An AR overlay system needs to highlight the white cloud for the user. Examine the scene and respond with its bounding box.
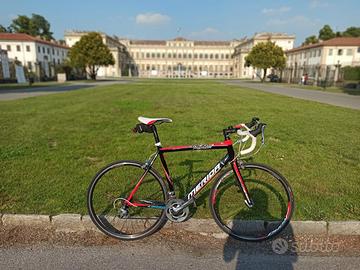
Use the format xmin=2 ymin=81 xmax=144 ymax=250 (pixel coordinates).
xmin=261 ymin=6 xmax=291 ymax=15
xmin=309 ymin=0 xmax=329 ymax=9
xmin=135 ymin=13 xmax=171 ymax=25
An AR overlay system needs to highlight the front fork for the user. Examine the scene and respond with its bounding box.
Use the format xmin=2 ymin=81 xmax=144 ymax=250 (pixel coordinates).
xmin=231 ymin=159 xmax=254 ymax=208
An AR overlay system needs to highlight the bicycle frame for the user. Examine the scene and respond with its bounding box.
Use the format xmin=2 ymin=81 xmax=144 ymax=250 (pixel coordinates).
xmin=126 ymin=125 xmax=253 ymax=211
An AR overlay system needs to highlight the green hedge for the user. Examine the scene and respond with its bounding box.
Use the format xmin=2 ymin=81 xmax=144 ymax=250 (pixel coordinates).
xmin=342 ymin=66 xmax=360 ymax=81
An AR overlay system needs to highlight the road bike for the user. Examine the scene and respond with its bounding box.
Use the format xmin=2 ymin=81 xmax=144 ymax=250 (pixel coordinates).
xmin=87 ymin=116 xmax=294 ymax=241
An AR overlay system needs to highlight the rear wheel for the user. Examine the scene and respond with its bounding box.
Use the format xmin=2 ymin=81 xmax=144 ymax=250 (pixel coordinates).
xmin=210 ymin=162 xmax=294 ymax=241
xmin=87 ymin=160 xmax=168 ymax=240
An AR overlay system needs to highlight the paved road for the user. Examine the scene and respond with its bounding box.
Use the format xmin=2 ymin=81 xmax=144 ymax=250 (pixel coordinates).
xmin=0 ymin=80 xmax=131 ymax=101
xmin=0 ymin=243 xmax=359 ymax=270
xmin=223 ymin=80 xmax=360 ymax=110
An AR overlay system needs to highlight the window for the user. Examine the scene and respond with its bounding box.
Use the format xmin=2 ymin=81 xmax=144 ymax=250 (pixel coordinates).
xmin=183 ymin=53 xmax=187 ymax=58
xmin=38 ymin=46 xmax=40 ymax=53
xmin=146 ymin=52 xmax=150 ymax=58
xmin=47 ymin=48 xmax=50 ymax=54
xmin=225 ymin=54 xmax=229 ymax=59
xmin=178 ymin=53 xmax=182 ymax=58
xmin=16 ymin=45 xmax=21 ymax=52
xmin=358 ymin=47 xmax=360 ymax=53
xmin=157 ymin=53 xmax=160 ymax=58
xmin=42 ymin=47 xmax=45 ymax=53
xmin=215 ymin=54 xmax=219 ymax=59
xmin=52 ymin=48 xmax=55 ymax=54
xmin=204 ymin=54 xmax=208 ymax=59
xmin=168 ymin=53 xmax=171 ymax=58
xmin=194 ymin=53 xmax=198 ymax=59
xmin=318 ymin=50 xmax=321 ymax=57
xmin=26 ymin=45 xmax=30 ymax=52
xmin=328 ymin=49 xmax=333 ymax=56
xmin=6 ymin=45 xmax=11 ymax=51
xmin=27 ymin=62 xmax=32 ymax=70
xmin=199 ymin=53 xmax=203 ymax=59
xmin=173 ymin=53 xmax=176 ymax=58
xmin=338 ymin=49 xmax=343 ymax=56
xmin=221 ymin=54 xmax=224 ymax=59
xmin=151 ymin=53 xmax=155 ymax=58
xmin=346 ymin=49 xmax=353 ymax=56
xmin=188 ymin=54 xmax=192 ymax=58
xmin=162 ymin=53 xmax=165 ymax=58
xmin=210 ymin=54 xmax=213 ymax=59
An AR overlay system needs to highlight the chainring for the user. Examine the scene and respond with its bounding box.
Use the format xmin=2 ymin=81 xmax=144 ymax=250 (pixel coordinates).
xmin=165 ymin=199 xmax=189 ymax=222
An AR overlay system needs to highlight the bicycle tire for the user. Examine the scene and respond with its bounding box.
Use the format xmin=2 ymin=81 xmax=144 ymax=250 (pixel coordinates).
xmin=209 ymin=162 xmax=294 ymax=241
xmin=87 ymin=160 xmax=168 ymax=240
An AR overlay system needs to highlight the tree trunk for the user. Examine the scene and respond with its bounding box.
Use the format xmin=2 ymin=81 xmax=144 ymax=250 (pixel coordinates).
xmin=88 ymin=65 xmax=97 ymax=80
xmin=261 ymin=68 xmax=267 ymax=82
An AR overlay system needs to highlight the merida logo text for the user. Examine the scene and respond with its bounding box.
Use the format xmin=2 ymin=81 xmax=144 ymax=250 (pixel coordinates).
xmin=188 ymin=163 xmax=221 ymax=200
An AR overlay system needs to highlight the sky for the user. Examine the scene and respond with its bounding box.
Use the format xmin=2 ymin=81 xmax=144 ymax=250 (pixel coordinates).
xmin=0 ymin=0 xmax=359 ymax=46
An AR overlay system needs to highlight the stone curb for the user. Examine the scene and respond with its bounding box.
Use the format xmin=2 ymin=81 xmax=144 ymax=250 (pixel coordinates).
xmin=0 ymin=214 xmax=359 ymax=236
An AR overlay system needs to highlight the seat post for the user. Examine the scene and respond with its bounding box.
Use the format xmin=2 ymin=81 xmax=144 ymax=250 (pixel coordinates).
xmin=151 ymin=125 xmax=161 ymax=147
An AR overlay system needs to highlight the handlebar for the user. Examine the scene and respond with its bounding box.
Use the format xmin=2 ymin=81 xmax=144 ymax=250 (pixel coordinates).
xmin=223 ymin=117 xmax=266 ymax=156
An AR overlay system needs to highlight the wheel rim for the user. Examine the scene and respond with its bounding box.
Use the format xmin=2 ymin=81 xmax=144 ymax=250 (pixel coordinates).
xmin=88 ymin=162 xmax=167 ymax=239
xmin=211 ymin=164 xmax=293 ymax=241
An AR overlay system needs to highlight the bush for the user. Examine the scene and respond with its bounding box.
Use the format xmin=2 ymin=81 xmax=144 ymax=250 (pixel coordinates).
xmin=342 ymin=66 xmax=360 ymax=81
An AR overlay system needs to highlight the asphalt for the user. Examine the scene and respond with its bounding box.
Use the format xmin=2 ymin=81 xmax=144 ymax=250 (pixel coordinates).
xmin=223 ymin=80 xmax=360 ymax=110
xmin=0 ymin=80 xmax=131 ymax=101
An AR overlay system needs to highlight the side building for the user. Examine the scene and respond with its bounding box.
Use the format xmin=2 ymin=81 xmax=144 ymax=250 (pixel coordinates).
xmin=64 ymin=31 xmax=129 ymax=78
xmin=232 ymin=32 xmax=295 ymax=79
xmin=284 ymin=37 xmax=360 ymax=84
xmin=0 ymin=33 xmax=69 ymax=80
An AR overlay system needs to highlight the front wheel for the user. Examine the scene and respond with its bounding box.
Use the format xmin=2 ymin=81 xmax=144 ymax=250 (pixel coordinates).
xmin=210 ymin=162 xmax=294 ymax=241
xmin=87 ymin=160 xmax=168 ymax=240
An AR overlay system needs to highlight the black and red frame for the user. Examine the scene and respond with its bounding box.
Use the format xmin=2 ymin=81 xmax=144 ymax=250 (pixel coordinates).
xmin=126 ymin=124 xmax=253 ymax=210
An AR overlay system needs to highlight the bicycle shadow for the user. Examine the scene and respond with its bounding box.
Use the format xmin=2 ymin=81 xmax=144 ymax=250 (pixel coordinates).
xmin=222 ymin=189 xmax=298 ymax=269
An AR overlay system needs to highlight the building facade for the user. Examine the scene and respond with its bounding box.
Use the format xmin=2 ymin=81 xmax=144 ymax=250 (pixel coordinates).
xmin=0 ymin=33 xmax=69 ymax=79
xmin=232 ymin=33 xmax=295 ymax=79
xmin=284 ymin=37 xmax=360 ymax=84
xmin=120 ymin=37 xmax=241 ymax=78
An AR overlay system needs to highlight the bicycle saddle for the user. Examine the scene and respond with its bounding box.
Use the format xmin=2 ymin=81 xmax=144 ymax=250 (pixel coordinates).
xmin=138 ymin=116 xmax=173 ymax=125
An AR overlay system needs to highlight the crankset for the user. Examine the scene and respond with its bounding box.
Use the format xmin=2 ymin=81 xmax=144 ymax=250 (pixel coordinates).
xmin=165 ymin=199 xmax=189 ymax=222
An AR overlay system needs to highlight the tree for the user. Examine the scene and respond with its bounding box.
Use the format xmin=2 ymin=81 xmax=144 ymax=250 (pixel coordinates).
xmin=68 ymin=32 xmax=115 ymax=80
xmin=10 ymin=13 xmax=53 ymax=40
xmin=245 ymin=41 xmax=285 ymax=82
xmin=342 ymin=26 xmax=360 ymax=37
xmin=318 ymin=24 xmax=335 ymax=41
xmin=302 ymin=35 xmax=318 ymax=46
xmin=0 ymin=24 xmax=8 ymax=33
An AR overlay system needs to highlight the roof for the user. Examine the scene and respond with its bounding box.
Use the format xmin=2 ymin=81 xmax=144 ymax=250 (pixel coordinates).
xmin=129 ymin=38 xmax=230 ymax=46
xmin=130 ymin=40 xmax=167 ymax=45
xmin=287 ymin=37 xmax=360 ymax=53
xmin=0 ymin=33 xmax=69 ymax=49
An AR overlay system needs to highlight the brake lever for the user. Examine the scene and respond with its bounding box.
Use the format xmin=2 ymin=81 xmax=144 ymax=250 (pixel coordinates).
xmin=260 ymin=124 xmax=266 ymax=144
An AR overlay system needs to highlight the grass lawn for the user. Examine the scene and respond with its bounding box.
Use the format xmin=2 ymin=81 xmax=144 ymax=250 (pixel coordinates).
xmin=0 ymin=82 xmax=70 ymax=90
xmin=0 ymin=80 xmax=359 ymax=220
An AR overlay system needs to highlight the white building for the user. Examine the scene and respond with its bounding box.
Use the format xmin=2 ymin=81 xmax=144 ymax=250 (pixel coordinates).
xmin=0 ymin=33 xmax=69 ymax=79
xmin=233 ymin=33 xmax=295 ymax=79
xmin=64 ymin=31 xmax=128 ymax=78
xmin=284 ymin=37 xmax=360 ymax=83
